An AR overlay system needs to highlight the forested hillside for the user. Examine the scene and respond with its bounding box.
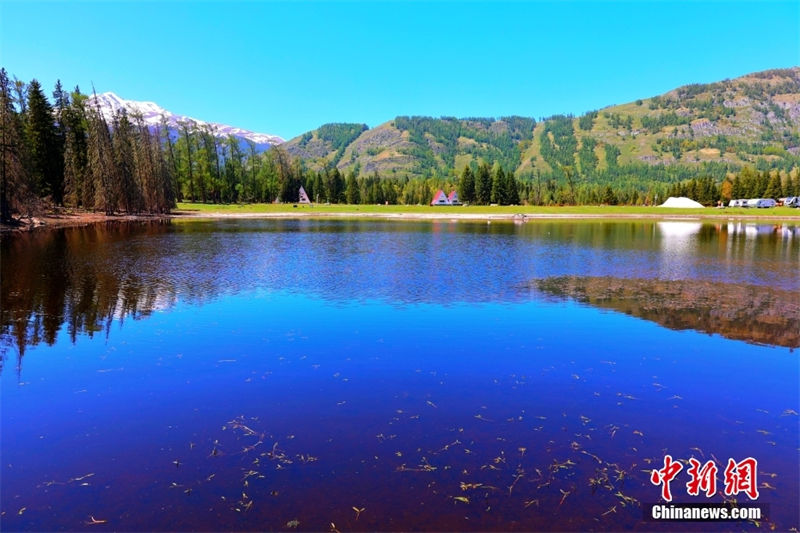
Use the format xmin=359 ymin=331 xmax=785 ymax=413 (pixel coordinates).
xmin=284 ymin=116 xmax=536 ymax=179
xmin=2 ymin=67 xmax=799 ymax=220
xmin=282 ymin=68 xmax=800 ymax=198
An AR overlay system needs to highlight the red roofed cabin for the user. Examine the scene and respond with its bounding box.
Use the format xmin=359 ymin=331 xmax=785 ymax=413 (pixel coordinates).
xmin=431 ymin=189 xmax=460 ymax=206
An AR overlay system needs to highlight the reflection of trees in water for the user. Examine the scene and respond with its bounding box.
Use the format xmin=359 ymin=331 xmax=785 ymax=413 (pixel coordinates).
xmin=2 ymin=218 xmax=798 ymax=374
xmin=534 ymin=276 xmax=800 ymax=348
xmin=1 ymin=221 xmax=178 ymax=374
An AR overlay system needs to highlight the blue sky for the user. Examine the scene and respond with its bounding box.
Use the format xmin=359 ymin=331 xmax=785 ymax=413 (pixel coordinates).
xmin=1 ymin=1 xmax=798 ymax=140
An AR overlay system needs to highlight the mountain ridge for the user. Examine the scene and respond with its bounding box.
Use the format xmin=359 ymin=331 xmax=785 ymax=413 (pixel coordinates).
xmin=283 ymin=67 xmax=800 ymax=179
xmin=88 ymin=91 xmax=285 ymax=149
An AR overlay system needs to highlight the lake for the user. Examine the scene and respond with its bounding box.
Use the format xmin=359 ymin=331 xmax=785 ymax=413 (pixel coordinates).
xmin=1 ymin=218 xmax=798 ymax=531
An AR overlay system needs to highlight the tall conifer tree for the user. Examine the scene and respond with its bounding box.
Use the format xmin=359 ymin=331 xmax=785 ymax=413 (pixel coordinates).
xmin=458 ymin=166 xmax=475 ymax=204
xmin=25 ymin=79 xmax=62 ymax=203
xmin=0 ymin=69 xmax=30 ymax=221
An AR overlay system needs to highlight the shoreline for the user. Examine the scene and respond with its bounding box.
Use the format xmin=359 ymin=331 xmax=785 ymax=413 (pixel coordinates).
xmin=3 ymin=207 xmax=800 ymax=233
xmin=172 ymin=210 xmax=800 ymax=222
xmin=0 ymin=212 xmax=172 ymax=233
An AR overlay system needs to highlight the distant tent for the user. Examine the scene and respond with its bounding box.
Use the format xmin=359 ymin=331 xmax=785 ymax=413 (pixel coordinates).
xmin=659 ymin=196 xmax=704 ymax=208
xmin=431 ymin=190 xmax=450 ymax=205
xmin=298 ymin=186 xmax=311 ymax=204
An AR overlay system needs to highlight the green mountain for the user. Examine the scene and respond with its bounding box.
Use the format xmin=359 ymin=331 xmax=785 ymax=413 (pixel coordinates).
xmin=284 ymin=67 xmax=800 ymax=180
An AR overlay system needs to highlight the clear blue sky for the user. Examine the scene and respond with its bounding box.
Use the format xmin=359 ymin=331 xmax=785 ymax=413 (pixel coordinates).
xmin=1 ymin=1 xmax=798 ymax=140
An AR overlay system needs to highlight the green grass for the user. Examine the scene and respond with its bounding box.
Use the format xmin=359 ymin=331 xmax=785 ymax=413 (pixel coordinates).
xmin=176 ymin=202 xmax=800 ymax=219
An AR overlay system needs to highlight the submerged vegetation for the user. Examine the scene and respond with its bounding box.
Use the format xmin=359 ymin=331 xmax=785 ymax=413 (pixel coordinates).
xmin=2 ymin=218 xmax=797 ymax=531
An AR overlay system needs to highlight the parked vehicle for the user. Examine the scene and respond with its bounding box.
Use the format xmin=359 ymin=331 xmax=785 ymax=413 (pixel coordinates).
xmin=747 ymin=198 xmax=776 ymax=208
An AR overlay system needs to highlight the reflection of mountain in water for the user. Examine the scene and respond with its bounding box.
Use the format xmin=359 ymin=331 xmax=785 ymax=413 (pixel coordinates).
xmin=2 ymin=218 xmax=799 ymax=374
xmin=534 ymin=276 xmax=800 ymax=348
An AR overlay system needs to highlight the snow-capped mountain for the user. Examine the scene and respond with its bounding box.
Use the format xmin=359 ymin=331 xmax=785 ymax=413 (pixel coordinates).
xmin=87 ymin=92 xmax=284 ymax=149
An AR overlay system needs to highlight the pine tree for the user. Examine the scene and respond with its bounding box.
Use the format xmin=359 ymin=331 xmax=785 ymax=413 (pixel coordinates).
xmin=754 ymin=171 xmax=769 ymax=197
xmin=781 ymin=172 xmax=792 ymax=198
xmin=475 ymin=162 xmax=491 ymax=205
xmin=731 ymin=174 xmax=742 ymax=199
xmin=492 ymin=166 xmax=505 ymax=205
xmin=51 ymin=80 xmax=67 ymax=200
xmin=151 ymin=124 xmax=175 ymax=212
xmin=178 ymin=121 xmax=197 ymax=202
xmin=763 ymin=171 xmax=782 ymax=199
xmin=345 ymin=172 xmax=359 ymax=204
xmin=602 ymin=185 xmax=617 ymax=205
xmin=160 ymin=117 xmax=180 ymax=201
xmin=63 ymin=88 xmax=88 ymax=208
xmin=0 ymin=68 xmax=31 ymax=221
xmin=506 ymin=169 xmax=520 ymax=205
xmin=269 ymin=145 xmax=291 ymax=202
xmin=25 ymin=79 xmax=63 ymax=203
xmin=561 ymin=165 xmax=576 ymax=205
xmin=112 ymin=109 xmax=138 ymax=213
xmin=245 ymin=139 xmax=259 ymax=203
xmin=458 ymin=166 xmax=475 ymax=204
xmin=86 ymin=96 xmax=117 ymax=215
xmin=382 ymin=178 xmax=397 ymax=204
xmin=331 ymin=168 xmax=345 ymax=203
xmin=199 ymin=125 xmax=222 ymax=203
xmin=311 ymin=172 xmax=323 ymax=204
xmin=289 ymin=157 xmax=305 ymax=203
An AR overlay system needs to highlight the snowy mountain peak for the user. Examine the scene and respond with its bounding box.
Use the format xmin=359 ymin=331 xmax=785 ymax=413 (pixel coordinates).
xmin=87 ymin=92 xmax=285 ymax=148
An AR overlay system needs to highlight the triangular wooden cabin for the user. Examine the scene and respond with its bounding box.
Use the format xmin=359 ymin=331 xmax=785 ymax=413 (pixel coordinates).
xmin=431 ymin=190 xmax=451 ymax=205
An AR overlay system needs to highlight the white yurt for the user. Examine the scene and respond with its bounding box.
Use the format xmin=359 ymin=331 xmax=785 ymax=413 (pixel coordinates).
xmin=658 ymin=196 xmax=704 ymax=208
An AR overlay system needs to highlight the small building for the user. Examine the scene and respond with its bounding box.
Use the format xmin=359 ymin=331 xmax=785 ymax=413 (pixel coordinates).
xmin=431 ymin=190 xmax=451 ymax=205
xmin=431 ymin=190 xmax=461 ymax=206
xmin=298 ymin=186 xmax=311 ymax=204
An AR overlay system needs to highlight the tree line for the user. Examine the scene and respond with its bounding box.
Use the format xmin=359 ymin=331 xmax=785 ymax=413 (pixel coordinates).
xmin=1 ymin=71 xmax=174 ymax=222
xmin=4 ymin=71 xmax=800 ymax=221
xmin=665 ymin=167 xmax=800 ymax=206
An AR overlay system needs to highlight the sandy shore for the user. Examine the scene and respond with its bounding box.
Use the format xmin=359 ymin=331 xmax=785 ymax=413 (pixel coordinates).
xmin=171 ymin=210 xmax=800 ymax=222
xmin=0 ymin=212 xmax=171 ymax=233
xmin=3 ymin=208 xmax=800 ymax=233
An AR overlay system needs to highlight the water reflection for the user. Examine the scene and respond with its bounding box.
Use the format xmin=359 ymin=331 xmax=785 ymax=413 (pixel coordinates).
xmin=2 ymin=218 xmax=799 ymax=373
xmin=2 ymin=218 xmax=799 ymax=531
xmin=533 ymin=276 xmax=800 ymax=348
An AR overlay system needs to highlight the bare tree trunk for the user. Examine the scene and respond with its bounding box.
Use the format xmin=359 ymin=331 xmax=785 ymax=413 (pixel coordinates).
xmin=180 ymin=122 xmax=195 ymax=202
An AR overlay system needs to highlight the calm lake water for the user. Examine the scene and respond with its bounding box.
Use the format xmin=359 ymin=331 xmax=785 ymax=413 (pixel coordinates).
xmin=2 ymin=218 xmax=798 ymax=531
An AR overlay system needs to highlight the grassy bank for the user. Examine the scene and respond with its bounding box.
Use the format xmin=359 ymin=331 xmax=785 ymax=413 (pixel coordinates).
xmin=176 ymin=202 xmax=800 ymax=219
